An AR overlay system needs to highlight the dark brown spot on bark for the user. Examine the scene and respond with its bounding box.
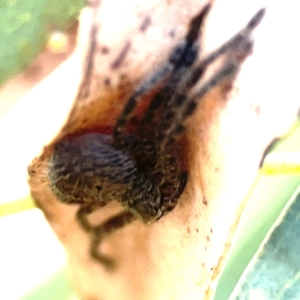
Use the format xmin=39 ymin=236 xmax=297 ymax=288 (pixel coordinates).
xmin=110 ymin=41 xmax=132 ymax=70
xmin=168 ymin=29 xmax=176 ymax=38
xmin=119 ymin=73 xmax=126 ymax=81
xmin=77 ymin=25 xmax=98 ymax=100
xmin=82 ymin=117 xmax=88 ymax=124
xmin=28 ymin=169 xmax=36 ymax=176
xmin=139 ymin=16 xmax=152 ymax=32
xmin=202 ymin=196 xmax=208 ymax=205
xmin=100 ymin=46 xmax=110 ymax=54
xmin=104 ymin=78 xmax=111 ymax=87
xmin=249 ymin=103 xmax=261 ymax=116
xmin=221 ymin=81 xmax=234 ymax=96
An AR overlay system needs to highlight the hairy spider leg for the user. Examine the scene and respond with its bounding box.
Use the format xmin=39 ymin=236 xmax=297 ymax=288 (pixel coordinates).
xmin=111 ymin=5 xmax=211 ymax=218
xmin=135 ymin=7 xmax=211 ymax=163
xmin=135 ymin=6 xmax=214 ymax=216
xmin=155 ymin=63 xmax=237 ymax=214
xmin=112 ymin=4 xmax=211 ymax=150
xmin=112 ymin=59 xmax=178 ymax=149
xmin=180 ymin=6 xmax=266 ymax=90
xmin=137 ymin=41 xmax=198 ymax=153
xmin=90 ymin=210 xmax=137 ymax=269
xmin=139 ymin=4 xmax=210 ymax=134
xmin=157 ymin=8 xmax=265 ymax=184
xmin=157 ymin=7 xmax=265 ymax=135
xmin=77 ymin=202 xmax=107 ymax=231
xmin=157 ymin=7 xmax=266 ymax=141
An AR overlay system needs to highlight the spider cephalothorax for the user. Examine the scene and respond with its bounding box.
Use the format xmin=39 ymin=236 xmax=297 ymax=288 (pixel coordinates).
xmin=48 ymin=5 xmax=265 ymax=269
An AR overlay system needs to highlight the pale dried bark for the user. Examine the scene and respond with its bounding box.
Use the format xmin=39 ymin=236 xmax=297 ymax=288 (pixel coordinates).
xmin=27 ymin=1 xmax=300 ymax=300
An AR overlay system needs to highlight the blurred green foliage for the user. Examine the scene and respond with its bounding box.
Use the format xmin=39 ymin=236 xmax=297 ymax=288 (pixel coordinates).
xmin=231 ymin=187 xmax=300 ymax=299
xmin=0 ymin=0 xmax=85 ymax=85
xmin=215 ymin=120 xmax=300 ymax=300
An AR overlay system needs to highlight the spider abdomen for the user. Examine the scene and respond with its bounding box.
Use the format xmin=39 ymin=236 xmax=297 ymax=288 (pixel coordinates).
xmin=48 ymin=133 xmax=138 ymax=205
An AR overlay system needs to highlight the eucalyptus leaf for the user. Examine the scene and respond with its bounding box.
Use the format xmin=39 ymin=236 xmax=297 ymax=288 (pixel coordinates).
xmin=215 ymin=120 xmax=300 ymax=300
xmin=231 ymin=185 xmax=300 ymax=300
xmin=0 ymin=0 xmax=84 ymax=86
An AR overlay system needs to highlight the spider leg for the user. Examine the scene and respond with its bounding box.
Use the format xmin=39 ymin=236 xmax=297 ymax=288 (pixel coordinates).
xmin=113 ymin=4 xmax=211 ymax=149
xmin=76 ymin=202 xmax=107 ymax=232
xmin=160 ymin=171 xmax=188 ymax=215
xmin=157 ymin=8 xmax=265 ymax=183
xmin=90 ymin=210 xmax=137 ymax=270
xmin=158 ymin=7 xmax=265 ymax=140
xmin=139 ymin=4 xmax=211 ymax=132
xmin=184 ymin=7 xmax=265 ymax=89
xmin=112 ymin=54 xmax=181 ymax=150
xmin=157 ymin=64 xmax=244 ymax=185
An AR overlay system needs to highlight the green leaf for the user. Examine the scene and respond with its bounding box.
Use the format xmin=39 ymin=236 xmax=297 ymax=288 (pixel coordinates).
xmin=231 ymin=186 xmax=300 ymax=299
xmin=262 ymin=120 xmax=300 ymax=175
xmin=215 ymin=120 xmax=300 ymax=300
xmin=0 ymin=0 xmax=84 ymax=86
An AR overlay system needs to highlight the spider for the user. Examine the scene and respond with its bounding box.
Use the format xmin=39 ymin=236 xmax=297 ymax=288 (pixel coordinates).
xmin=48 ymin=5 xmax=265 ymax=270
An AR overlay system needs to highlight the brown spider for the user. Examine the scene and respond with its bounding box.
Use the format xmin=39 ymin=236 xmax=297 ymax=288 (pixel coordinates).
xmin=48 ymin=5 xmax=265 ymax=270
